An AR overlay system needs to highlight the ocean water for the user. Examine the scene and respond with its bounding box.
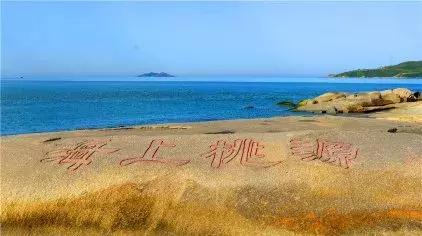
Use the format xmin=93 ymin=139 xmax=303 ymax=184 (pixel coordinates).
xmin=2 ymin=79 xmax=422 ymax=136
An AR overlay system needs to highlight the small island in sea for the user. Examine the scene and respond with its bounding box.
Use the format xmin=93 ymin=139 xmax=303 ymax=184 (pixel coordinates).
xmin=137 ymin=72 xmax=175 ymax=77
xmin=331 ymin=60 xmax=422 ymax=78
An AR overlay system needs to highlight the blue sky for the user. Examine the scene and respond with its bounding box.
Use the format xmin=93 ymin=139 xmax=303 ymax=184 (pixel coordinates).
xmin=1 ymin=1 xmax=421 ymax=78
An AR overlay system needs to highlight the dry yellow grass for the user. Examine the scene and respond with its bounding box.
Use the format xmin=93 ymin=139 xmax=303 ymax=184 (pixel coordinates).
xmin=2 ymin=177 xmax=421 ymax=235
xmin=1 ymin=177 xmax=287 ymax=235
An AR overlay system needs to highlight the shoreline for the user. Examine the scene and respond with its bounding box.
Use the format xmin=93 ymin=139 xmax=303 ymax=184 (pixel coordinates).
xmin=0 ymin=113 xmax=389 ymax=138
xmin=0 ymin=114 xmax=312 ymax=137
xmin=2 ymin=103 xmax=420 ymax=138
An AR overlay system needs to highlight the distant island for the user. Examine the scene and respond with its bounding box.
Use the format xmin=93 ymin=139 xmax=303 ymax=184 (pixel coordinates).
xmin=137 ymin=72 xmax=175 ymax=77
xmin=331 ymin=61 xmax=422 ymax=78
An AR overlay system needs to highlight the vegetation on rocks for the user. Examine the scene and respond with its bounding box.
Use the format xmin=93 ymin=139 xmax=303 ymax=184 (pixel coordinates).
xmin=332 ymin=61 xmax=422 ymax=78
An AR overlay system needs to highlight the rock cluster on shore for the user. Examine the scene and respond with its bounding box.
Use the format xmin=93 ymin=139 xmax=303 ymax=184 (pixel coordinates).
xmin=296 ymin=88 xmax=421 ymax=114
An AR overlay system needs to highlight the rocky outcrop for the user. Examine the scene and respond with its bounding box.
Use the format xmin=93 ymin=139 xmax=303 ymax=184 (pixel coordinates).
xmin=296 ymin=88 xmax=420 ymax=114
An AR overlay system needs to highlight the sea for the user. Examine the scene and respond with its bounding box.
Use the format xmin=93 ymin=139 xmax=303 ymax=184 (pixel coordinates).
xmin=2 ymin=77 xmax=422 ymax=136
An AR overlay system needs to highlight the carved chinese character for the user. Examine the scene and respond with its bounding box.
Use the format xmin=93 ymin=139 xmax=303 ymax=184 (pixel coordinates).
xmin=41 ymin=140 xmax=120 ymax=171
xmin=316 ymin=139 xmax=358 ymax=168
xmin=289 ymin=137 xmax=358 ymax=169
xmin=201 ymin=138 xmax=281 ymax=168
xmin=289 ymin=137 xmax=319 ymax=161
xmin=120 ymin=139 xmax=190 ymax=166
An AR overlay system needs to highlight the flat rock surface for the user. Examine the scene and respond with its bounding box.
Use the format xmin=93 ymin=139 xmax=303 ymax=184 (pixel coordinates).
xmin=1 ymin=115 xmax=421 ymax=235
xmin=371 ymin=101 xmax=422 ymax=122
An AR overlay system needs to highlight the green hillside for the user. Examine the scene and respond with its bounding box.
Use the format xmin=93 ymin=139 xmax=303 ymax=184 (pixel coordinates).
xmin=332 ymin=61 xmax=422 ymax=78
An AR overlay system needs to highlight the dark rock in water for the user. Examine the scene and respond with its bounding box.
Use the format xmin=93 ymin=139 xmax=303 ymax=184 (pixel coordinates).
xmin=414 ymin=91 xmax=421 ymax=99
xmin=137 ymin=72 xmax=175 ymax=77
xmin=205 ymin=130 xmax=235 ymax=134
xmin=244 ymin=105 xmax=255 ymax=109
xmin=43 ymin=137 xmax=62 ymax=143
xmin=110 ymin=127 xmax=134 ymax=130
xmin=276 ymin=101 xmax=296 ymax=108
xmin=387 ymin=128 xmax=398 ymax=133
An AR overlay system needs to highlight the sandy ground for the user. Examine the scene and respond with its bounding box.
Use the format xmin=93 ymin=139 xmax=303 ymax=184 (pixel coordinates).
xmin=1 ymin=114 xmax=422 ymax=235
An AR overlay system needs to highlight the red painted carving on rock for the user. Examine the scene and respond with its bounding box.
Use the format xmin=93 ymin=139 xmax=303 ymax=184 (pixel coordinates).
xmin=120 ymin=139 xmax=190 ymax=166
xmin=41 ymin=140 xmax=120 ymax=171
xmin=201 ymin=138 xmax=281 ymax=168
xmin=290 ymin=137 xmax=358 ymax=169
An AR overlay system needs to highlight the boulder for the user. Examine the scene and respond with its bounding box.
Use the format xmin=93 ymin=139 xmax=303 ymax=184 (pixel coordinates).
xmin=392 ymin=88 xmax=413 ymax=100
xmin=295 ymin=88 xmax=418 ymax=114
xmin=345 ymin=93 xmax=375 ymax=107
xmin=381 ymin=92 xmax=402 ymax=104
xmin=314 ymin=92 xmax=346 ymax=103
xmin=380 ymin=88 xmax=416 ymax=102
xmin=344 ymin=103 xmax=365 ymax=113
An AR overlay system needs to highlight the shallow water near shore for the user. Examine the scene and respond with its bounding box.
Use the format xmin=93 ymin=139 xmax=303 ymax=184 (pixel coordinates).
xmin=2 ymin=78 xmax=422 ymax=135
